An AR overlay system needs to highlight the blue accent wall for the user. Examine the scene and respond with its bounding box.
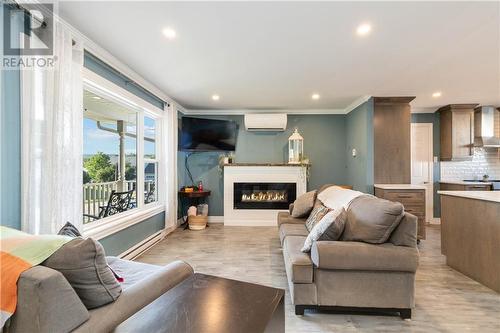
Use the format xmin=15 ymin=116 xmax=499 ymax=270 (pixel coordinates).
xmin=345 ymin=98 xmax=375 ymax=193
xmin=411 ymin=113 xmax=441 ymax=217
xmin=99 ymin=212 xmax=165 ymax=256
xmin=1 ymin=4 xmax=22 ymax=229
xmin=178 ymin=114 xmax=348 ymax=216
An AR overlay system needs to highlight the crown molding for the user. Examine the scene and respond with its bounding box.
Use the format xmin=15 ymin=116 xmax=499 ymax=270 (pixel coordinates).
xmin=343 ymin=95 xmax=372 ymax=114
xmin=180 ymin=108 xmax=347 ymax=115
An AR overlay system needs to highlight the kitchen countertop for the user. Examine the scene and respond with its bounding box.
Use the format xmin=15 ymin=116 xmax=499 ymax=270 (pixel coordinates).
xmin=439 ymin=180 xmax=493 ymax=185
xmin=438 ymin=191 xmax=500 ymax=203
xmin=374 ymin=184 xmax=427 ymax=190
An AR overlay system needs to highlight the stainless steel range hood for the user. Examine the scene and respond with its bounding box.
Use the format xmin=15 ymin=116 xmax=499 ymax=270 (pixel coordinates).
xmin=474 ymin=106 xmax=500 ymax=148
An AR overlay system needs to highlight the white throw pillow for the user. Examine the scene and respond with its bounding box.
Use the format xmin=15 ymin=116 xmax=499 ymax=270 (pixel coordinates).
xmin=317 ymin=186 xmax=364 ymax=210
xmin=302 ymin=208 xmax=347 ymax=253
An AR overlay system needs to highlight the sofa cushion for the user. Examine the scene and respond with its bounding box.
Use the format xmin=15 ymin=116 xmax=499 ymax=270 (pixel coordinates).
xmin=277 ymin=212 xmax=306 ymax=227
xmin=73 ymin=260 xmax=193 ymax=333
xmin=291 ymin=190 xmax=317 ymax=217
xmin=342 ymin=195 xmax=405 ymax=244
xmin=106 ymin=257 xmax=160 ymax=289
xmin=42 ymin=238 xmax=122 ymax=309
xmin=311 ymin=241 xmax=419 ymax=272
xmin=302 ymin=208 xmax=347 ymax=252
xmin=283 ymin=236 xmax=314 ymax=283
xmin=305 ymin=204 xmax=331 ymax=232
xmin=279 ymin=223 xmax=309 ymax=246
xmin=389 ymin=212 xmax=418 ymax=247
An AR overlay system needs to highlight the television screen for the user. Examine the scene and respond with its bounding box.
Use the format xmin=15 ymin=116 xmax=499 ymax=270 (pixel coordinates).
xmin=179 ymin=117 xmax=238 ymax=152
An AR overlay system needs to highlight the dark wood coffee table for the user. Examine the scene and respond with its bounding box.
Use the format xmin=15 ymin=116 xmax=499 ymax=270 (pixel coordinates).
xmin=115 ymin=273 xmax=285 ymax=333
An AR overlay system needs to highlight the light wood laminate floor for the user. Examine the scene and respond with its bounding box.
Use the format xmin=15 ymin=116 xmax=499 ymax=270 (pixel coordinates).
xmin=137 ymin=224 xmax=500 ymax=333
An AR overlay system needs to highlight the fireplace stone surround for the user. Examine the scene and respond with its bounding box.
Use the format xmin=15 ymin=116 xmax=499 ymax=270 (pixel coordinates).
xmin=223 ymin=164 xmax=308 ymax=226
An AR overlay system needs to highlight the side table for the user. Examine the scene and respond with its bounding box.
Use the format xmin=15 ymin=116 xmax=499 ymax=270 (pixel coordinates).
xmin=178 ymin=190 xmax=211 ymax=228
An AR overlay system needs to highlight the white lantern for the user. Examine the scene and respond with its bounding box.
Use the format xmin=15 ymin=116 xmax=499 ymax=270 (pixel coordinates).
xmin=288 ymin=128 xmax=304 ymax=164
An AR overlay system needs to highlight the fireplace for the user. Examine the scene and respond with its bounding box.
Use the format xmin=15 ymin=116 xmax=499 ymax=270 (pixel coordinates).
xmin=234 ymin=182 xmax=297 ymax=210
xmin=223 ymin=165 xmax=307 ymax=226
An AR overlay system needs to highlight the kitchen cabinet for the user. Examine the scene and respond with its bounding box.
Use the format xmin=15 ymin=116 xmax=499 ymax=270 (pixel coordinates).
xmin=373 ymin=97 xmax=415 ymax=184
xmin=436 ymin=104 xmax=478 ymax=161
xmin=374 ymin=186 xmax=426 ymax=240
xmin=439 ymin=182 xmax=492 ymax=191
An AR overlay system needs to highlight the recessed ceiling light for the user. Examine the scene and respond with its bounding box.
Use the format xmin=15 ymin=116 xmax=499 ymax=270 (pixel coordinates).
xmin=311 ymin=93 xmax=320 ymax=100
xmin=92 ymin=96 xmax=102 ymax=100
xmin=212 ymin=94 xmax=220 ymax=101
xmin=162 ymin=27 xmax=177 ymax=40
xmin=432 ymin=91 xmax=442 ymax=98
xmin=356 ymin=23 xmax=372 ymax=36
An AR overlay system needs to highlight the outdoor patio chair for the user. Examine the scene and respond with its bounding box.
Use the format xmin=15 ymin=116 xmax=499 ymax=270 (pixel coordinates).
xmin=83 ymin=189 xmax=135 ymax=222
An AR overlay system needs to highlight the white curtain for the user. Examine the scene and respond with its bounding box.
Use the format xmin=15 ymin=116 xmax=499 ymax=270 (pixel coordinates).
xmin=21 ymin=21 xmax=84 ymax=234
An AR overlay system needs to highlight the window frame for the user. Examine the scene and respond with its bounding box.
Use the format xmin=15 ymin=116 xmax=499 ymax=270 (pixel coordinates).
xmin=82 ymin=68 xmax=166 ymax=238
xmin=143 ymin=114 xmax=160 ymax=206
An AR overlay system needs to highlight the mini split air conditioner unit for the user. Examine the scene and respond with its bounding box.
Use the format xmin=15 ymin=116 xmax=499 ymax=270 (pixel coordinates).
xmin=244 ymin=113 xmax=287 ymax=131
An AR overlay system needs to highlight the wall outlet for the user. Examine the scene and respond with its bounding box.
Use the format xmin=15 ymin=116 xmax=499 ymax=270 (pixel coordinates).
xmin=352 ymin=148 xmax=357 ymax=157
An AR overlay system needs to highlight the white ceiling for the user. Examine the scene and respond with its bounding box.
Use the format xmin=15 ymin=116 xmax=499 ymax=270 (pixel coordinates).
xmin=60 ymin=1 xmax=500 ymax=112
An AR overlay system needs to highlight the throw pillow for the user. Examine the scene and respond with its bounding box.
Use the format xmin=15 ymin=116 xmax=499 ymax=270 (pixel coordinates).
xmin=301 ymin=208 xmax=347 ymax=252
xmin=305 ymin=204 xmax=331 ymax=232
xmin=291 ymin=190 xmax=317 ymax=217
xmin=341 ymin=195 xmax=405 ymax=244
xmin=43 ymin=238 xmax=122 ymax=309
xmin=317 ymin=186 xmax=364 ymax=210
xmin=57 ymin=221 xmax=82 ymax=237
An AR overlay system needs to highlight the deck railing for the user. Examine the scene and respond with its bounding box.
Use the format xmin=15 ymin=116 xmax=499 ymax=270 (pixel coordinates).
xmin=82 ymin=180 xmax=136 ymax=224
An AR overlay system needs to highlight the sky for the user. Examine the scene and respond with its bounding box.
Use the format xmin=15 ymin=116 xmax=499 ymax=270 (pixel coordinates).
xmin=83 ymin=116 xmax=156 ymax=157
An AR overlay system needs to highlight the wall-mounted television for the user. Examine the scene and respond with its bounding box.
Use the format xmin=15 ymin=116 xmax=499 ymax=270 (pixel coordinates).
xmin=178 ymin=117 xmax=238 ymax=152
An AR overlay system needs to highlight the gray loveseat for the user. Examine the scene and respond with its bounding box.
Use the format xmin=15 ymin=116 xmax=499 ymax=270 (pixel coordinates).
xmin=278 ymin=185 xmax=419 ymax=319
xmin=6 ymin=258 xmax=193 ymax=332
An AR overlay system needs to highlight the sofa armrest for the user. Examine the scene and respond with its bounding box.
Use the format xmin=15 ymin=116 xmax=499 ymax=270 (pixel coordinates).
xmin=73 ymin=260 xmax=193 ymax=333
xmin=311 ymin=241 xmax=419 ymax=272
xmin=7 ymin=266 xmax=89 ymax=333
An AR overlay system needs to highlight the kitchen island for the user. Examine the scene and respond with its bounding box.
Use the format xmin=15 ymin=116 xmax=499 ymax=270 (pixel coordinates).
xmin=439 ymin=191 xmax=500 ymax=292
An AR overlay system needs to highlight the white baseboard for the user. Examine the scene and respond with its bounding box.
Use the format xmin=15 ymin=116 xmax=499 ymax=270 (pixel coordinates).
xmin=118 ymin=229 xmax=166 ymax=260
xmin=208 ymin=216 xmax=224 ymax=223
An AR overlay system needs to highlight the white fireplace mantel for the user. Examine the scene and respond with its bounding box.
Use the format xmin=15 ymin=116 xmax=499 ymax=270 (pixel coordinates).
xmin=223 ymin=164 xmax=308 ymax=226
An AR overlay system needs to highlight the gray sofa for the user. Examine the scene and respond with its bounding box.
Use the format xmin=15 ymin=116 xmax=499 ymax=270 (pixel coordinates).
xmin=278 ymin=185 xmax=419 ymax=319
xmin=6 ymin=258 xmax=193 ymax=333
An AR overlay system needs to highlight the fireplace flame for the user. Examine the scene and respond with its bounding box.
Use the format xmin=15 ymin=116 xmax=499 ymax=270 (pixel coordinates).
xmin=241 ymin=191 xmax=287 ymax=202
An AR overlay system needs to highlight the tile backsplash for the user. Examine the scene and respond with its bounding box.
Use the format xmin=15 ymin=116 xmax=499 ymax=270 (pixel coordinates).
xmin=441 ymin=148 xmax=500 ymax=180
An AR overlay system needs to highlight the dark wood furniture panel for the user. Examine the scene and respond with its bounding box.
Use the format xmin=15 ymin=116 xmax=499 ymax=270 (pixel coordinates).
xmin=373 ymin=97 xmax=414 ymax=184
xmin=115 ymin=273 xmax=285 ymax=333
xmin=439 ymin=183 xmax=492 ymax=191
xmin=436 ymin=104 xmax=478 ymax=161
xmin=464 ymin=185 xmax=492 ymax=191
xmin=375 ymin=187 xmax=426 ymax=240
